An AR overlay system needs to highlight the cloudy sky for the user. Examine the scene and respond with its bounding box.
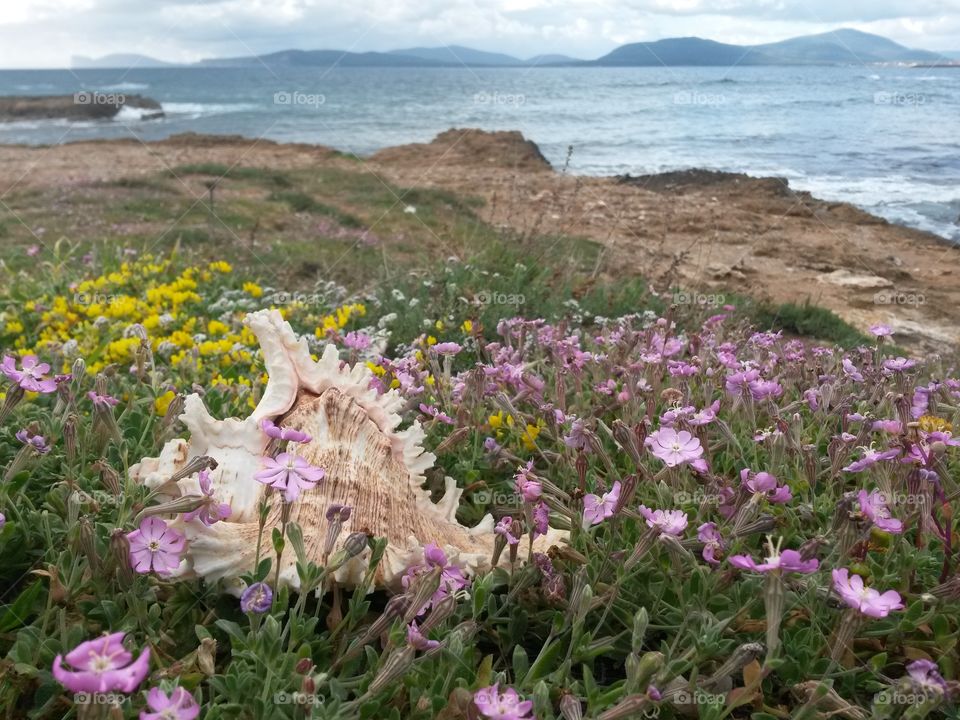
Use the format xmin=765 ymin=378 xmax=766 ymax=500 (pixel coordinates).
xmin=1 ymin=0 xmax=959 ymax=68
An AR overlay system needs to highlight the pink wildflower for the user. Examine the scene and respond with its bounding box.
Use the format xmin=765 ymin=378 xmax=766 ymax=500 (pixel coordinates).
xmin=644 ymin=427 xmax=703 ymax=467
xmin=52 ymin=632 xmax=150 ymax=694
xmin=843 ymin=446 xmax=901 ymax=472
xmin=582 ymin=480 xmax=621 ymax=527
xmin=254 ymin=453 xmax=325 ymax=502
xmin=1 ymin=354 xmax=57 ymax=393
xmin=741 ymin=469 xmax=792 ymax=503
xmin=87 ymin=391 xmax=120 ymax=409
xmin=260 ymin=418 xmax=312 ymax=444
xmin=729 ymin=546 xmax=818 ymax=574
xmin=514 ymin=461 xmax=542 ymax=502
xmin=638 ymin=505 xmax=688 ymax=536
xmin=406 ymin=621 xmax=440 ymax=651
xmin=495 ymin=516 xmax=520 ymax=545
xmin=140 ymin=687 xmax=200 ymax=720
xmin=432 ymin=342 xmax=462 ymax=355
xmin=857 ymin=490 xmax=903 ymax=533
xmin=126 ymin=517 xmax=185 ymax=575
xmin=697 ymin=522 xmax=724 ymax=565
xmin=832 ymin=568 xmax=904 ymax=618
xmin=182 ymin=470 xmax=231 ymax=526
xmin=474 ymin=684 xmax=534 ymax=720
xmin=882 ymin=357 xmax=916 ymax=373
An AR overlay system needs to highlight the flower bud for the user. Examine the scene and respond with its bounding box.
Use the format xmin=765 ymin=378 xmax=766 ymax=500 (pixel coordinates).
xmin=162 ymin=393 xmax=185 ymax=429
xmin=595 ymin=695 xmax=653 ymax=720
xmin=169 ymin=455 xmax=218 ymax=485
xmin=633 ymin=651 xmax=664 ymax=689
xmin=559 ymin=693 xmax=583 ymax=720
xmin=63 ymin=414 xmax=79 ymax=462
xmin=763 ymin=572 xmax=786 ymax=656
xmin=612 ymin=420 xmax=643 ymax=467
xmin=703 ymin=642 xmax=765 ymax=689
xmin=732 ymin=515 xmax=777 ymax=538
xmin=419 ymin=592 xmax=456 ymax=633
xmin=135 ymin=494 xmax=207 ymax=523
xmin=71 ymin=356 xmax=87 ymax=384
xmin=322 ymin=511 xmax=348 ymax=561
xmin=403 ymin=566 xmax=442 ymax=622
xmin=94 ymin=459 xmax=122 ymax=497
xmin=632 ymin=607 xmax=649 ymax=653
xmin=197 ymin=637 xmax=217 ymax=676
xmin=433 ymin=427 xmax=470 ymax=454
xmin=76 ymin=516 xmax=99 ymax=573
xmin=109 ymin=528 xmax=133 ymax=586
xmin=367 ymin=647 xmax=415 ymax=695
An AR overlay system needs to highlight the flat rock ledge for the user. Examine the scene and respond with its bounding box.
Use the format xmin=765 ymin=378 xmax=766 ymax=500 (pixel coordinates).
xmin=0 ymin=93 xmax=164 ymax=121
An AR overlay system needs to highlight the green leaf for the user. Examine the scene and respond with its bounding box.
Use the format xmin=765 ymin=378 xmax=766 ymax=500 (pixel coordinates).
xmin=0 ymin=582 xmax=43 ymax=633
xmin=512 ymin=645 xmax=529 ymax=681
xmin=524 ymin=639 xmax=563 ymax=683
xmin=272 ymin=527 xmax=285 ymax=556
xmin=255 ymin=557 xmax=272 ymax=581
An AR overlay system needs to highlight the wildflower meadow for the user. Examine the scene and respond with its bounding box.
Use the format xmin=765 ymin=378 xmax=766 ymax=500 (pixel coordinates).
xmin=1 ymin=243 xmax=958 ymax=720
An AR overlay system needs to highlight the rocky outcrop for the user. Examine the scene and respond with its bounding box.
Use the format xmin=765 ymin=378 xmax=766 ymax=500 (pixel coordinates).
xmin=370 ymin=128 xmax=551 ymax=172
xmin=0 ymin=93 xmax=163 ymax=121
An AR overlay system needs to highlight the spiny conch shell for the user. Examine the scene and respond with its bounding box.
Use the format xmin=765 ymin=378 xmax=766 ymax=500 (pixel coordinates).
xmin=130 ymin=309 xmax=565 ymax=594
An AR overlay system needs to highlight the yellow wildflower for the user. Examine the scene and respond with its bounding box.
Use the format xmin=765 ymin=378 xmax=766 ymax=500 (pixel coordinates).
xmin=155 ymin=390 xmax=176 ymax=415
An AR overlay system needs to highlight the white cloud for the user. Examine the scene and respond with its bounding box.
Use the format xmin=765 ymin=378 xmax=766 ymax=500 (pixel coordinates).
xmin=0 ymin=0 xmax=957 ymax=67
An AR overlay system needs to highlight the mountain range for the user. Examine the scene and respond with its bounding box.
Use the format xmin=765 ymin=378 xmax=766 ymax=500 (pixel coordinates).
xmin=71 ymin=29 xmax=956 ymax=69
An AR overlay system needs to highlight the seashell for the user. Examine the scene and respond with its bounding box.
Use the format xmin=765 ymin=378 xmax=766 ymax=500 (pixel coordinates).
xmin=131 ymin=309 xmax=565 ymax=593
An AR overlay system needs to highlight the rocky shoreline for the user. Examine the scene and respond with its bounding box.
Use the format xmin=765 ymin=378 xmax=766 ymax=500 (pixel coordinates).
xmin=0 ymin=93 xmax=163 ymax=121
xmin=0 ymin=129 xmax=956 ymax=350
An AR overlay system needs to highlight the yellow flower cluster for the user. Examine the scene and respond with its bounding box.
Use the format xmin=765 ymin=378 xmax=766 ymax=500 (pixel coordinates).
xmin=2 ymin=254 xmax=384 ymax=417
xmin=315 ymin=303 xmax=367 ymax=338
xmin=489 ymin=411 xmax=545 ymax=451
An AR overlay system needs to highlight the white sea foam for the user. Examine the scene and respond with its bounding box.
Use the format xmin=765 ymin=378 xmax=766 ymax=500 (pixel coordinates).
xmin=162 ymin=102 xmax=257 ymax=117
xmin=114 ymin=105 xmax=160 ymax=121
xmin=99 ymin=82 xmax=150 ymax=91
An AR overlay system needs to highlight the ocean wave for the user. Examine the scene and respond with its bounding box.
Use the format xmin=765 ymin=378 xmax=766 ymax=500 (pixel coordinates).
xmin=161 ymin=102 xmax=259 ymax=117
xmin=114 ymin=105 xmax=160 ymax=121
xmin=99 ymin=82 xmax=150 ymax=91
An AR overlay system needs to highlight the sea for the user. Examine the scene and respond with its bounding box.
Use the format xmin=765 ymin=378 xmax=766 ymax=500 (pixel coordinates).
xmin=1 ymin=65 xmax=958 ymax=241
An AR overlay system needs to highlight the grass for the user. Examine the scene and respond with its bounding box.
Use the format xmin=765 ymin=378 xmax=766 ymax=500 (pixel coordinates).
xmin=267 ymin=191 xmax=365 ymax=228
xmin=752 ymin=300 xmax=872 ymax=348
xmin=171 ymin=163 xmax=293 ymax=188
